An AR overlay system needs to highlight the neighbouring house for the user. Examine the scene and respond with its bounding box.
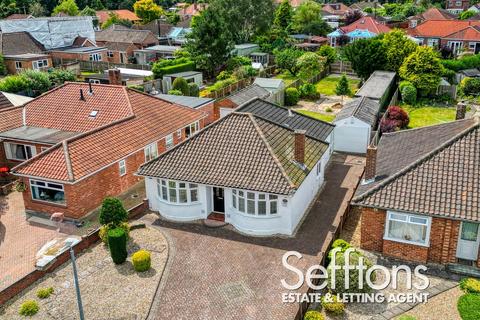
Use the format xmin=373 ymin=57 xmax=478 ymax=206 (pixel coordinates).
xmin=137 ymin=99 xmax=334 ymax=236
xmin=155 ymin=94 xmax=217 ymax=125
xmin=133 ymin=45 xmax=181 ymax=64
xmin=407 ymin=7 xmax=455 ymax=28
xmin=177 ymin=2 xmax=208 ymax=18
xmin=333 ymin=96 xmax=380 ymax=154
xmin=349 ymin=1 xmax=383 ymax=12
xmin=4 ymin=80 xmax=207 ymax=220
xmin=408 ymin=20 xmax=480 ymax=54
xmin=162 ymin=71 xmax=203 ymax=94
xmin=445 ymin=0 xmax=470 ymax=14
xmin=95 ymin=25 xmax=159 ymax=64
xmin=5 ymin=13 xmax=33 ymax=20
xmin=253 ymin=78 xmax=285 ymax=106
xmin=95 ymin=10 xmax=140 ymax=26
xmin=321 ymin=3 xmax=351 ymax=18
xmin=328 ymin=16 xmax=391 ymax=46
xmin=0 ymin=92 xmax=33 ymax=110
xmin=49 ymin=45 xmax=108 ymax=63
xmin=85 ymin=69 xmax=146 ymax=86
xmin=217 ymin=84 xmax=273 ymax=117
xmin=165 ymin=27 xmax=192 ymax=45
xmin=352 ymin=116 xmax=480 ymax=267
xmin=275 ymin=0 xmax=308 ymax=8
xmin=468 ymin=4 xmax=480 ymax=13
xmin=0 ymin=32 xmax=52 ymax=74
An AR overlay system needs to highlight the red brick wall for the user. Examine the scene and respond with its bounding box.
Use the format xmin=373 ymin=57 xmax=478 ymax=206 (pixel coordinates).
xmin=198 ymin=101 xmax=219 ymax=125
xmin=50 ymin=50 xmax=108 ymax=62
xmin=383 ymin=240 xmax=429 ymax=263
xmin=0 ymin=139 xmax=52 ymax=169
xmin=4 ymin=57 xmax=53 ymax=75
xmin=360 ymin=207 xmax=385 ymax=252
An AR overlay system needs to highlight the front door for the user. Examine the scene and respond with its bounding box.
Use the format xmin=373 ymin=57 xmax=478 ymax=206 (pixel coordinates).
xmin=456 ymin=222 xmax=480 ymax=261
xmin=213 ymin=187 xmax=225 ymax=213
xmin=475 ymin=43 xmax=480 ymax=54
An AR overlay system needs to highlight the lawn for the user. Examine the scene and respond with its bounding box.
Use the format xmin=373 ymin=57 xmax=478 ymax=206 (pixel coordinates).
xmin=295 ymin=109 xmax=336 ymax=123
xmin=315 ymin=75 xmax=360 ymax=97
xmin=402 ymin=105 xmax=456 ymax=128
xmin=275 ymin=72 xmax=299 ymax=86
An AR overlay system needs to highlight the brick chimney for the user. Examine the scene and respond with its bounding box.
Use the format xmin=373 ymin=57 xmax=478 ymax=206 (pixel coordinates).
xmin=363 ymin=146 xmax=377 ymax=184
xmin=212 ymin=101 xmax=220 ymax=121
xmin=456 ymin=102 xmax=467 ymax=120
xmin=294 ymin=130 xmax=306 ymax=165
xmin=108 ymin=69 xmax=121 ymax=85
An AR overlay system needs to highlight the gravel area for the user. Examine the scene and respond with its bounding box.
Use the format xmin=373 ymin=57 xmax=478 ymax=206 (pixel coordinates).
xmin=0 ymin=226 xmax=168 ymax=320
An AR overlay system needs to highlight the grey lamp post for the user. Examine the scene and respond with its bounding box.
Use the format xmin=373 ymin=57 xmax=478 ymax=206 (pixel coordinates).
xmin=69 ymin=246 xmax=85 ymax=320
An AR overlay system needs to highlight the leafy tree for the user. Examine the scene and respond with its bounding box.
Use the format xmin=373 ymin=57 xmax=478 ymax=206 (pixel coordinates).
xmin=0 ymin=75 xmax=28 ymax=93
xmin=29 ymin=2 xmax=47 ymax=16
xmin=226 ymin=56 xmax=251 ymax=72
xmin=80 ymin=5 xmax=96 ymax=16
xmin=21 ymin=70 xmax=52 ymax=95
xmin=344 ymin=9 xmax=362 ymax=25
xmin=48 ymin=69 xmax=76 ymax=85
xmin=101 ymin=12 xmax=133 ymax=29
xmin=52 ymin=0 xmax=79 ymax=16
xmin=335 ymin=74 xmax=351 ymax=97
xmin=274 ymin=0 xmax=293 ymax=31
xmin=185 ymin=8 xmax=233 ymax=77
xmin=460 ymin=77 xmax=480 ymax=96
xmin=291 ymin=0 xmax=331 ymax=36
xmin=399 ymin=46 xmax=444 ymax=95
xmin=172 ymin=77 xmax=189 ymax=95
xmin=0 ymin=0 xmax=17 ymax=18
xmin=166 ymin=11 xmax=180 ymax=25
xmin=297 ymin=52 xmax=324 ymax=80
xmin=317 ymin=45 xmax=336 ymax=65
xmin=382 ymin=29 xmax=417 ymax=73
xmin=0 ymin=54 xmax=6 ymax=76
xmin=274 ymin=47 xmax=303 ymax=76
xmin=99 ymin=197 xmax=128 ymax=226
xmin=344 ymin=38 xmax=386 ymax=80
xmin=285 ymin=87 xmax=300 ymax=106
xmin=90 ymin=0 xmax=105 ymax=10
xmin=133 ymin=0 xmax=163 ymax=23
xmin=459 ymin=10 xmax=476 ymax=20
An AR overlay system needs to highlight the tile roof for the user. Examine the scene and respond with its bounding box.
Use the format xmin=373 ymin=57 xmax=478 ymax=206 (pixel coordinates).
xmin=408 ymin=7 xmax=456 ymax=21
xmin=221 ymin=84 xmax=272 ymax=107
xmin=178 ymin=3 xmax=208 ymax=16
xmin=95 ymin=25 xmax=158 ymax=45
xmin=5 ymin=13 xmax=33 ymax=20
xmin=409 ymin=20 xmax=480 ymax=38
xmin=138 ymin=112 xmax=328 ymax=195
xmin=335 ymin=97 xmax=380 ymax=126
xmin=235 ymin=98 xmax=334 ymax=143
xmin=275 ymin=0 xmax=308 ymax=7
xmin=353 ymin=118 xmax=480 ymax=221
xmin=95 ymin=10 xmax=140 ymax=24
xmin=355 ymin=71 xmax=396 ymax=100
xmin=0 ymin=32 xmax=46 ymax=56
xmin=0 ymin=92 xmax=14 ymax=110
xmin=340 ymin=16 xmax=391 ymax=34
xmin=0 ymin=106 xmax=23 ymax=133
xmin=253 ymin=78 xmax=284 ymax=89
xmin=444 ymin=26 xmax=480 ymax=41
xmin=23 ymin=83 xmax=134 ymax=132
xmin=13 ymin=88 xmax=206 ymax=182
xmin=103 ymin=41 xmax=137 ymax=52
xmin=321 ymin=3 xmax=351 ymax=15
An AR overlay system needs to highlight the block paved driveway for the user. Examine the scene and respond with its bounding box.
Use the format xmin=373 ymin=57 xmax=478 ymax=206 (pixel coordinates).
xmin=142 ymin=153 xmax=365 ymax=320
xmin=0 ymin=192 xmax=69 ymax=291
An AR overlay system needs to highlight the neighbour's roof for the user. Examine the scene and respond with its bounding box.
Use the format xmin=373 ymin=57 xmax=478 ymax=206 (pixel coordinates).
xmin=144 ymin=45 xmax=181 ymax=52
xmin=5 ymin=13 xmax=33 ymax=20
xmin=3 ymin=53 xmax=49 ymax=59
xmin=461 ymin=68 xmax=480 ymax=77
xmin=236 ymin=98 xmax=334 ymax=143
xmin=355 ymin=71 xmax=396 ymax=100
xmin=335 ymin=96 xmax=380 ymax=126
xmin=12 ymin=85 xmax=206 ymax=182
xmin=0 ymin=126 xmax=78 ymax=144
xmin=234 ymin=43 xmax=259 ymax=49
xmin=0 ymin=91 xmax=33 ymax=109
xmin=408 ymin=20 xmax=480 ymax=38
xmin=0 ymin=107 xmax=23 ymax=133
xmin=50 ymin=46 xmax=106 ymax=53
xmin=408 ymin=7 xmax=456 ymax=21
xmin=164 ymin=71 xmax=201 ymax=78
xmin=103 ymin=42 xmax=136 ymax=52
xmin=444 ymin=25 xmax=480 ymax=42
xmin=223 ymin=84 xmax=271 ymax=106
xmin=178 ymin=3 xmax=208 ymax=16
xmin=340 ymin=16 xmax=391 ymax=34
xmin=254 ymin=78 xmax=284 ymax=89
xmin=0 ymin=32 xmax=46 ymax=56
xmin=95 ymin=25 xmax=158 ymax=44
xmin=353 ymin=118 xmax=480 ymax=221
xmin=95 ymin=10 xmax=140 ymax=24
xmin=137 ymin=112 xmax=328 ymax=195
xmin=155 ymin=94 xmax=213 ymax=109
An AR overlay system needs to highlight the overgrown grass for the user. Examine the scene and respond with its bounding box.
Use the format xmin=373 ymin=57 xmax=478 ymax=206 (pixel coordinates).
xmin=295 ymin=109 xmax=336 ymax=123
xmin=315 ymin=75 xmax=360 ymax=97
xmin=402 ymin=104 xmax=456 ymax=128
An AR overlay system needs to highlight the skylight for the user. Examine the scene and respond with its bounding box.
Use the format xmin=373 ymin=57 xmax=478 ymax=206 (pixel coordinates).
xmin=89 ymin=110 xmax=98 ymax=118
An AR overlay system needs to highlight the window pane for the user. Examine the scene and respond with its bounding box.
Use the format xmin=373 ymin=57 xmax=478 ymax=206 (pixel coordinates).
xmin=390 ymin=213 xmax=407 ymax=221
xmin=410 ymin=217 xmax=427 ymax=225
xmin=179 ymin=182 xmax=186 ymax=188
xmin=461 ymin=223 xmax=479 ymax=241
xmin=247 ymin=192 xmax=255 ymax=200
xmin=239 ymin=197 xmax=245 ymax=212
xmin=189 ymin=183 xmax=197 ymax=188
xmin=157 ymin=180 xmax=162 ymax=196
xmin=161 ymin=180 xmax=166 ymax=186
xmin=388 ymin=220 xmax=426 ymax=244
xmin=247 ymin=200 xmax=255 ymax=214
xmin=258 ymin=200 xmax=266 ymax=215
xmin=179 ymin=189 xmax=188 ymax=203
xmin=258 ymin=194 xmax=266 ymax=200
xmin=270 ymin=201 xmax=278 ymax=214
xmin=269 ymin=195 xmax=277 ymax=200
xmin=232 ymin=193 xmax=237 ymax=208
xmin=168 ymin=181 xmax=176 ymax=188
xmin=31 ymin=185 xmax=65 ymax=204
xmin=169 ymin=188 xmax=177 ymax=202
xmin=190 ymin=188 xmax=198 ymax=202
xmin=162 ymin=186 xmax=168 ymax=200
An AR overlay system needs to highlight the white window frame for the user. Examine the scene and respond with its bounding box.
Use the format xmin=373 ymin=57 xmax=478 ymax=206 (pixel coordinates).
xmin=156 ymin=179 xmax=199 ymax=204
xmin=384 ymin=211 xmax=431 ymax=247
xmin=118 ymin=159 xmax=127 ymax=176
xmin=165 ymin=134 xmax=174 ymax=149
xmin=232 ymin=189 xmax=279 ymax=217
xmin=15 ymin=61 xmax=23 ymax=70
xmin=4 ymin=142 xmax=36 ymax=161
xmin=144 ymin=142 xmax=158 ymax=162
xmin=32 ymin=59 xmax=48 ymax=70
xmin=107 ymin=51 xmax=114 ymax=58
xmin=185 ymin=121 xmax=200 ymax=138
xmin=30 ymin=179 xmax=65 ymax=205
xmin=89 ymin=53 xmax=102 ymax=61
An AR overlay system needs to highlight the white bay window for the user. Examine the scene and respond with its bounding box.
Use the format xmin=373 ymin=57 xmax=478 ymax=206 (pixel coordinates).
xmin=232 ymin=189 xmax=278 ymax=216
xmin=384 ymin=212 xmax=431 ymax=246
xmin=156 ymin=179 xmax=198 ymax=204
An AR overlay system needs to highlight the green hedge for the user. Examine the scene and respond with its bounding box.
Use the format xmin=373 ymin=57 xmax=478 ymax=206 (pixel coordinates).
xmin=108 ymin=227 xmax=127 ymax=264
xmin=153 ymin=62 xmax=195 ymax=78
xmin=441 ymin=54 xmax=480 ymax=71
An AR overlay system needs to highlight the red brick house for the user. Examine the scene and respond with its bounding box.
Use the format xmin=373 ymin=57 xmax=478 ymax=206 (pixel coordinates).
xmin=407 ymin=7 xmax=455 ymax=28
xmin=445 ymin=0 xmax=470 ymax=14
xmin=1 ymin=77 xmax=207 ymax=220
xmin=352 ymin=117 xmax=480 ymax=267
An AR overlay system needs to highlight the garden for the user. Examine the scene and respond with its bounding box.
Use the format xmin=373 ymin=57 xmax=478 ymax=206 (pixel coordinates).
xmin=0 ymin=197 xmax=168 ymax=319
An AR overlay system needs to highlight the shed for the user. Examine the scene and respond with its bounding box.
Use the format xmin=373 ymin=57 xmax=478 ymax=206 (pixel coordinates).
xmin=253 ymin=78 xmax=285 ymax=106
xmin=162 ymin=71 xmax=203 ymax=93
xmin=355 ymin=70 xmax=396 ymax=107
xmin=233 ymin=43 xmax=260 ymax=56
xmin=333 ymin=96 xmax=380 ymax=153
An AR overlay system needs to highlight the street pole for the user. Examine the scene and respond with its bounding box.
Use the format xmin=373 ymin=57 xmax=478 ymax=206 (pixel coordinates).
xmin=70 ymin=246 xmax=85 ymax=320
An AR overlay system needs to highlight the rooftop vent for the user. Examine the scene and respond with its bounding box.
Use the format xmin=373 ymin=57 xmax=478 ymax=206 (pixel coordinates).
xmin=79 ymin=89 xmax=85 ymax=101
xmin=89 ymin=110 xmax=98 ymax=118
xmin=88 ymin=82 xmax=94 ymax=95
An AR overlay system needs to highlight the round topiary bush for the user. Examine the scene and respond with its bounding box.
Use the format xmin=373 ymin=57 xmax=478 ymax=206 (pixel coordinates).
xmin=36 ymin=287 xmax=54 ymax=299
xmin=457 ymin=293 xmax=480 ymax=320
xmin=285 ymin=87 xmax=300 ymax=106
xmin=304 ymin=310 xmax=325 ymax=320
xmin=132 ymin=249 xmax=151 ymax=272
xmin=399 ymin=80 xmax=413 ymax=92
xmin=19 ymin=300 xmax=39 ymax=316
xmin=108 ymin=227 xmax=127 ymax=264
xmin=321 ymin=294 xmax=345 ymax=315
xmin=460 ymin=278 xmax=480 ymax=294
xmin=328 ymin=239 xmax=352 ymax=259
xmin=401 ymin=84 xmax=417 ymax=105
xmin=99 ymin=197 xmax=128 ymax=226
xmin=172 ymin=77 xmax=189 ymax=95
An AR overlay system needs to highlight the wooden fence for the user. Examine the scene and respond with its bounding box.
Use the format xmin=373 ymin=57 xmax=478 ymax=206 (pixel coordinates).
xmin=78 ymin=60 xmax=152 ymax=72
xmin=285 ymin=68 xmax=329 ymax=90
xmin=330 ymin=61 xmax=355 ymax=76
xmin=203 ymin=77 xmax=255 ymax=99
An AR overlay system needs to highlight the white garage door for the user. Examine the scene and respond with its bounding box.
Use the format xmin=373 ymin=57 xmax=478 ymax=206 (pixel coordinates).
xmin=334 ymin=125 xmax=370 ymax=154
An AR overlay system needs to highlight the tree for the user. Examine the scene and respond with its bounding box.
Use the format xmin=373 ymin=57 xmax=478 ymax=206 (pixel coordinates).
xmin=185 ymin=8 xmax=233 ymax=77
xmin=297 ymin=52 xmax=324 ymax=80
xmin=101 ymin=12 xmax=133 ymax=29
xmin=52 ymin=0 xmax=79 ymax=16
xmin=399 ymin=46 xmax=444 ymax=95
xmin=99 ymin=197 xmax=128 ymax=226
xmin=274 ymin=47 xmax=303 ymax=76
xmin=344 ymin=9 xmax=362 ymax=25
xmin=317 ymin=45 xmax=336 ymax=65
xmin=274 ymin=0 xmax=293 ymax=31
xmin=291 ymin=0 xmax=331 ymax=36
xmin=29 ymin=2 xmax=47 ymax=16
xmin=166 ymin=11 xmax=180 ymax=25
xmin=335 ymin=74 xmax=351 ymax=97
xmin=80 ymin=5 xmax=96 ymax=16
xmin=133 ymin=0 xmax=163 ymax=23
xmin=90 ymin=0 xmax=105 ymax=10
xmin=21 ymin=70 xmax=52 ymax=95
xmin=172 ymin=77 xmax=189 ymax=95
xmin=344 ymin=38 xmax=386 ymax=80
xmin=0 ymin=0 xmax=17 ymax=19
xmin=459 ymin=10 xmax=476 ymax=20
xmin=382 ymin=29 xmax=417 ymax=73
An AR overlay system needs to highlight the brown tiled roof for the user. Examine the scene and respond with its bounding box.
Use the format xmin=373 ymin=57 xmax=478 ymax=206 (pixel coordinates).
xmin=408 ymin=20 xmax=480 ymax=38
xmin=103 ymin=41 xmax=137 ymax=52
xmin=138 ymin=113 xmax=328 ymax=195
xmin=0 ymin=106 xmax=23 ymax=133
xmin=95 ymin=25 xmax=158 ymax=45
xmin=408 ymin=7 xmax=456 ymax=21
xmin=0 ymin=32 xmax=46 ymax=56
xmin=353 ymin=118 xmax=480 ymax=221
xmin=13 ymin=88 xmax=206 ymax=182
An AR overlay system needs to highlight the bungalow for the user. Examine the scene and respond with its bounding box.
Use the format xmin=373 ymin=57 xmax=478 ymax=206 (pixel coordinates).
xmin=328 ymin=16 xmax=391 ymax=47
xmin=137 ymin=98 xmax=334 ymax=236
xmin=49 ymin=45 xmax=108 ymax=63
xmin=4 ymin=78 xmax=207 ymax=220
xmin=407 ymin=7 xmax=455 ymax=28
xmin=162 ymin=71 xmax=203 ymax=93
xmin=352 ymin=116 xmax=480 ymax=267
xmin=217 ymin=84 xmax=273 ymax=117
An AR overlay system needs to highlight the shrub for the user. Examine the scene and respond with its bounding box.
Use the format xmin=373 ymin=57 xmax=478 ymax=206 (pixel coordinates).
xmin=100 ymin=222 xmax=130 ymax=245
xmin=285 ymin=87 xmax=300 ymax=106
xmin=151 ymin=58 xmax=195 ymax=78
xmin=299 ymin=83 xmax=320 ymax=100
xmin=233 ymin=65 xmax=256 ymax=80
xmin=325 ymin=107 xmax=333 ymax=113
xmin=20 ymin=69 xmax=52 ymax=94
xmin=132 ymin=249 xmax=151 ymax=272
xmin=387 ymin=106 xmax=410 ymax=128
xmin=332 ymin=239 xmax=351 ymax=251
xmin=460 ymin=278 xmax=480 ymax=294
xmin=0 ymin=75 xmax=28 ymax=93
xmin=380 ymin=118 xmax=400 ymax=133
xmin=461 ymin=77 xmax=480 ymax=96
xmin=441 ymin=54 xmax=480 ymax=72
xmin=401 ymin=84 xmax=417 ymax=105
xmin=399 ymin=80 xmax=413 ymax=92
xmin=317 ymin=45 xmax=337 ymax=65
xmin=48 ymin=69 xmax=76 ymax=85
xmin=168 ymin=89 xmax=183 ymax=95
xmin=321 ymin=294 xmax=345 ymax=315
xmin=327 ymin=250 xmax=374 ymax=294
xmin=99 ymin=197 xmax=128 ymax=226
xmin=108 ymin=227 xmax=127 ymax=264
xmin=36 ymin=287 xmax=54 ymax=299
xmin=19 ymin=300 xmax=39 ymax=316
xmin=188 ymin=83 xmax=199 ymax=97
xmin=216 ymin=70 xmax=231 ymax=81
xmin=457 ymin=293 xmax=480 ymax=320
xmin=208 ymin=77 xmax=236 ymax=92
xmin=303 ymin=310 xmax=324 ymax=320
xmin=226 ymin=56 xmax=252 ymax=71
xmin=172 ymin=77 xmax=189 ymax=95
